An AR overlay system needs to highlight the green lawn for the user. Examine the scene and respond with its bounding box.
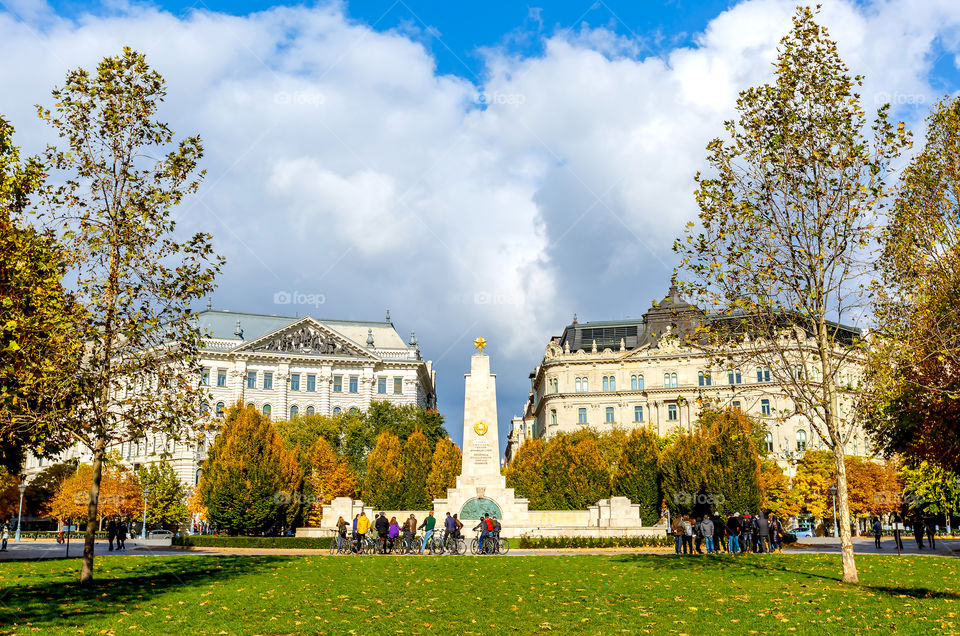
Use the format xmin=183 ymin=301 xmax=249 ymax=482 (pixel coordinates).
xmin=1 ymin=553 xmax=958 ymax=634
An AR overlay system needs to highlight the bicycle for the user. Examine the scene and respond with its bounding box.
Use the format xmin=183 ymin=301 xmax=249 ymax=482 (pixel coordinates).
xmin=470 ymin=532 xmax=497 ymax=555
xmin=496 ymin=535 xmax=510 ymax=555
xmin=329 ymin=533 xmax=351 ymax=555
xmin=398 ymin=533 xmax=420 ymax=555
xmin=441 ymin=532 xmax=466 ymax=555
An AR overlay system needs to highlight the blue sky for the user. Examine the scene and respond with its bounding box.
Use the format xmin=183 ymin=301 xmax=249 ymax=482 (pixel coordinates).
xmin=2 ymin=0 xmax=960 ymax=456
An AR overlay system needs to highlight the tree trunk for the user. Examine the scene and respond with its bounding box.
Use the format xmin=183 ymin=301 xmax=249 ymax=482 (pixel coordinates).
xmin=831 ymin=432 xmax=859 ymax=583
xmin=79 ymin=440 xmax=106 ymax=585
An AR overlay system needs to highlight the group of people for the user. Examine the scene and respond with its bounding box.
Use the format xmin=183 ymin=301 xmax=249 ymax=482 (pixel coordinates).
xmin=671 ymin=511 xmax=785 ymax=554
xmin=337 ymin=510 xmax=471 ymax=554
xmin=106 ymin=518 xmax=129 ymax=551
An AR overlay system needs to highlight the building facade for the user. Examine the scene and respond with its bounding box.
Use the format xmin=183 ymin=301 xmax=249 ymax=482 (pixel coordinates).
xmin=506 ymin=287 xmax=867 ymax=476
xmin=23 ymin=309 xmax=437 ymax=490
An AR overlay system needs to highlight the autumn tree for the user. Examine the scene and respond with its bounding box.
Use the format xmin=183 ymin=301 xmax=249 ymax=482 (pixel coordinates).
xmin=399 ymin=430 xmax=433 ymax=509
xmin=30 ymin=49 xmax=222 ymax=583
xmin=136 ymin=461 xmax=189 ymax=528
xmin=426 ymin=438 xmax=461 ymax=502
xmin=900 ymin=461 xmax=960 ymax=520
xmin=0 ymin=117 xmax=82 ymax=472
xmin=361 ymin=431 xmax=404 ymax=510
xmin=867 ymin=96 xmax=960 ymax=472
xmin=538 ymin=433 xmax=609 ymax=510
xmin=504 ymin=438 xmax=546 ymax=509
xmin=759 ymin=458 xmax=797 ymax=517
xmin=50 ymin=465 xmax=142 ymax=527
xmin=611 ymin=427 xmax=661 ymax=525
xmin=305 ymin=437 xmax=356 ymax=526
xmin=199 ymin=405 xmax=295 ymax=535
xmin=23 ymin=461 xmax=78 ymax=518
xmin=0 ymin=466 xmax=18 ymax=519
xmin=674 ymin=8 xmax=908 ymax=582
xmin=791 ymin=450 xmax=834 ymax=526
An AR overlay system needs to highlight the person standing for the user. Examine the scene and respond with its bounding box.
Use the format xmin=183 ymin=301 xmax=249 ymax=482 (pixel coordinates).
xmin=1 ymin=520 xmax=9 ymax=551
xmin=872 ymin=517 xmax=883 ymax=549
xmin=925 ymin=514 xmax=937 ymax=550
xmin=740 ymin=514 xmax=753 ymax=554
xmin=107 ymin=518 xmax=117 ymax=552
xmin=443 ymin=512 xmax=456 ymax=545
xmin=726 ymin=513 xmax=740 ymax=554
xmin=892 ymin=512 xmax=905 ymax=552
xmin=712 ymin=514 xmax=725 ymax=553
xmin=769 ymin=515 xmax=782 ymax=553
xmin=388 ymin=517 xmax=400 ymax=552
xmin=693 ymin=517 xmax=704 ymax=554
xmin=404 ymin=514 xmax=418 ymax=550
xmin=682 ymin=516 xmax=694 ymax=555
xmin=418 ymin=511 xmax=436 ymax=554
xmin=356 ymin=511 xmax=370 ymax=552
xmin=117 ymin=520 xmax=127 ymax=550
xmin=672 ymin=515 xmax=683 ymax=554
xmin=352 ymin=514 xmax=360 ymax=551
xmin=913 ymin=512 xmax=925 ymax=549
xmin=757 ymin=513 xmax=770 ymax=554
xmin=474 ymin=513 xmax=493 ymax=553
xmin=701 ymin=515 xmax=715 ymax=554
xmin=453 ymin=514 xmax=464 ymax=539
xmin=335 ymin=516 xmax=348 ymax=551
xmin=375 ymin=512 xmax=390 ymax=552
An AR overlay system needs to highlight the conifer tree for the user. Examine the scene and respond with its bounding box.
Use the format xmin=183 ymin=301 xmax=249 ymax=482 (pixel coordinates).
xmin=426 ymin=438 xmax=461 ymax=501
xmin=306 ymin=437 xmax=357 ymax=526
xmin=199 ymin=405 xmax=293 ymax=535
xmin=567 ymin=436 xmax=610 ymax=510
xmin=400 ymin=430 xmax=433 ymax=509
xmin=361 ymin=431 xmax=404 ymax=510
xmin=612 ymin=427 xmax=661 ymax=525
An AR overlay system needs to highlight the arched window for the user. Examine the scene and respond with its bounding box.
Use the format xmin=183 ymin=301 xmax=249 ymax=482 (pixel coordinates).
xmin=290 ymin=405 xmax=299 ymax=419
xmin=349 ymin=407 xmax=359 ymax=415
xmin=246 ymin=402 xmax=255 ymax=411
xmin=215 ymin=402 xmax=225 ymax=418
xmin=575 ymin=378 xmax=582 ymax=393
xmin=306 ymin=406 xmax=315 ymax=416
xmin=796 ymin=429 xmax=807 ymax=452
xmin=262 ymin=404 xmax=271 ymax=418
xmin=631 ymin=375 xmax=637 ymax=390
xmin=671 ymin=373 xmax=678 ymax=388
xmin=550 ymin=410 xmax=557 ymax=426
xmin=609 ymin=376 xmax=615 ymax=391
xmin=664 ymin=373 xmax=671 ymax=388
xmin=333 ymin=407 xmax=342 ymax=414
xmin=195 ymin=469 xmax=202 ymax=486
xmin=200 ymin=401 xmax=209 ymax=416
xmin=602 ymin=376 xmax=609 ymax=392
xmin=637 ymin=374 xmax=644 ymax=390
xmin=765 ymin=432 xmax=774 ymax=453
xmin=582 ymin=377 xmax=588 ymax=392
xmin=853 ymin=437 xmax=859 ymax=456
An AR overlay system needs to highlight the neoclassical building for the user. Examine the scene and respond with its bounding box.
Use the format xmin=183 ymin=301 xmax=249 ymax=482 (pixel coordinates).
xmin=23 ymin=309 xmax=437 ymax=489
xmin=507 ymin=287 xmax=867 ymax=476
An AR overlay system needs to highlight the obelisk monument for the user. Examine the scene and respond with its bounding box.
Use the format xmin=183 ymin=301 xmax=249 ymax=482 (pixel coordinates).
xmin=459 ymin=337 xmax=501 ymax=485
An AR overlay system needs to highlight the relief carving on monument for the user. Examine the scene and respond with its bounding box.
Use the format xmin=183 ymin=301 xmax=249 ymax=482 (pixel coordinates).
xmin=255 ymin=325 xmax=359 ymax=356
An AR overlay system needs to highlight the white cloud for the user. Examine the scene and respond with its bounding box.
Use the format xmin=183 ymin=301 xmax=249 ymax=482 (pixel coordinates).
xmin=1 ymin=0 xmax=960 ymax=443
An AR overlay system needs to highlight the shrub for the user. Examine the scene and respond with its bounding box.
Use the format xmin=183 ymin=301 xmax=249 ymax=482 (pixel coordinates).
xmin=172 ymin=535 xmax=333 ymax=549
xmin=517 ymin=535 xmax=672 ymax=549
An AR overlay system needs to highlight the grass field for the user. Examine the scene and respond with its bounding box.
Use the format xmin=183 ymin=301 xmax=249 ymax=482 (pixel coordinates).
xmin=1 ymin=553 xmax=958 ymax=634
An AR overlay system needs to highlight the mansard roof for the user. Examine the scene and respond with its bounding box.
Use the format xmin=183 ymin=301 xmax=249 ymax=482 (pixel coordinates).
xmin=192 ymin=309 xmax=413 ymax=352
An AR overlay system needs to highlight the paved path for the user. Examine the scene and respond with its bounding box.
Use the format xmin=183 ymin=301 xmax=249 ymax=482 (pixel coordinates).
xmin=2 ymin=536 xmax=957 ymax=561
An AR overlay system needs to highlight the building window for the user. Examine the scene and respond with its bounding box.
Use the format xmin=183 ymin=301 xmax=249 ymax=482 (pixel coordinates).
xmin=551 ymin=378 xmax=559 ymax=393
xmin=290 ymin=374 xmax=300 ymax=391
xmin=634 ymin=405 xmax=644 ymax=422
xmin=247 ymin=371 xmax=257 ymax=389
xmin=306 ymin=406 xmax=315 ymax=416
xmin=602 ymin=376 xmax=609 ymax=391
xmin=732 ymin=400 xmax=742 ymax=411
xmin=349 ymin=407 xmax=359 ymax=415
xmin=333 ymin=406 xmax=341 ymax=414
xmin=215 ymin=402 xmax=225 ymax=418
xmin=765 ymin=432 xmax=774 ymax=453
xmin=307 ymin=374 xmax=316 ymax=392
xmin=349 ymin=377 xmax=358 ymax=393
xmin=200 ymin=368 xmax=209 ymax=386
xmin=631 ymin=374 xmax=645 ymax=390
xmin=217 ymin=369 xmax=227 ymax=387
xmin=605 ymin=407 xmax=615 ymax=423
xmin=575 ymin=378 xmax=581 ymax=393
xmin=760 ymin=399 xmax=771 ymax=416
xmin=262 ymin=404 xmax=271 ymax=418
xmin=853 ymin=437 xmax=858 ymax=456
xmin=195 ymin=469 xmax=202 ymax=486
xmin=246 ymin=402 xmax=255 ymax=410
xmin=200 ymin=401 xmax=209 ymax=416
xmin=792 ymin=364 xmax=804 ymax=380
xmin=728 ymin=369 xmax=742 ymax=385
xmin=796 ymin=430 xmax=807 ymax=452
xmin=578 ymin=408 xmax=587 ymax=424
xmin=290 ymin=405 xmax=299 ymax=419
xmin=333 ymin=376 xmax=342 ymax=392
xmin=601 ymin=376 xmax=616 ymax=391
xmin=667 ymin=404 xmax=678 ymax=421
xmin=698 ymin=371 xmax=712 ymax=387
xmin=664 ymin=373 xmax=678 ymax=389
xmin=756 ymin=367 xmax=771 ymax=383
xmin=394 ymin=377 xmax=403 ymax=394
xmin=377 ymin=377 xmax=387 ymax=394
xmin=550 ymin=410 xmax=557 ymax=426
xmin=263 ymin=372 xmax=273 ymax=390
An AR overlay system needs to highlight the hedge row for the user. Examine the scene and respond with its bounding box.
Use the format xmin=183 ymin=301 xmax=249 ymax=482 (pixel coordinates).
xmin=173 ymin=535 xmax=334 ymax=549
xmin=517 ymin=535 xmax=673 ymax=549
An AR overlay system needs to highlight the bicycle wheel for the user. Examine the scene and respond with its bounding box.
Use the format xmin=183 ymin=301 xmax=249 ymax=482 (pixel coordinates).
xmin=329 ymin=539 xmax=339 ymax=555
xmin=470 ymin=538 xmax=480 ymax=555
xmin=456 ymin=538 xmax=467 ymax=555
xmin=483 ymin=537 xmax=496 ymax=554
xmin=498 ymin=538 xmax=510 ymax=555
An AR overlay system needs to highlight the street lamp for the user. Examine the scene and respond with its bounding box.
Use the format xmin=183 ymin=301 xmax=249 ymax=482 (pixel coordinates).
xmin=15 ymin=482 xmax=27 ymax=542
xmin=829 ymin=484 xmax=838 ymax=538
xmin=142 ymin=487 xmax=152 ymax=540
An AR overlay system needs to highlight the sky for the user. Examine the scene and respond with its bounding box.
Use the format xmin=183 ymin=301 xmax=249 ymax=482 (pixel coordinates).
xmin=2 ymin=0 xmax=960 ymax=457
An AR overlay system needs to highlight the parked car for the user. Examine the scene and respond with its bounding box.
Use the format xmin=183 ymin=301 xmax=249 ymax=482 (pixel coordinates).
xmin=147 ymin=529 xmax=174 ymax=539
xmin=792 ymin=526 xmax=815 ymax=538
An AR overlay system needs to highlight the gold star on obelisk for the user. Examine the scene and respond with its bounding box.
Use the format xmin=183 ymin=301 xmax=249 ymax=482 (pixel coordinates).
xmin=473 ymin=336 xmax=487 ymax=352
